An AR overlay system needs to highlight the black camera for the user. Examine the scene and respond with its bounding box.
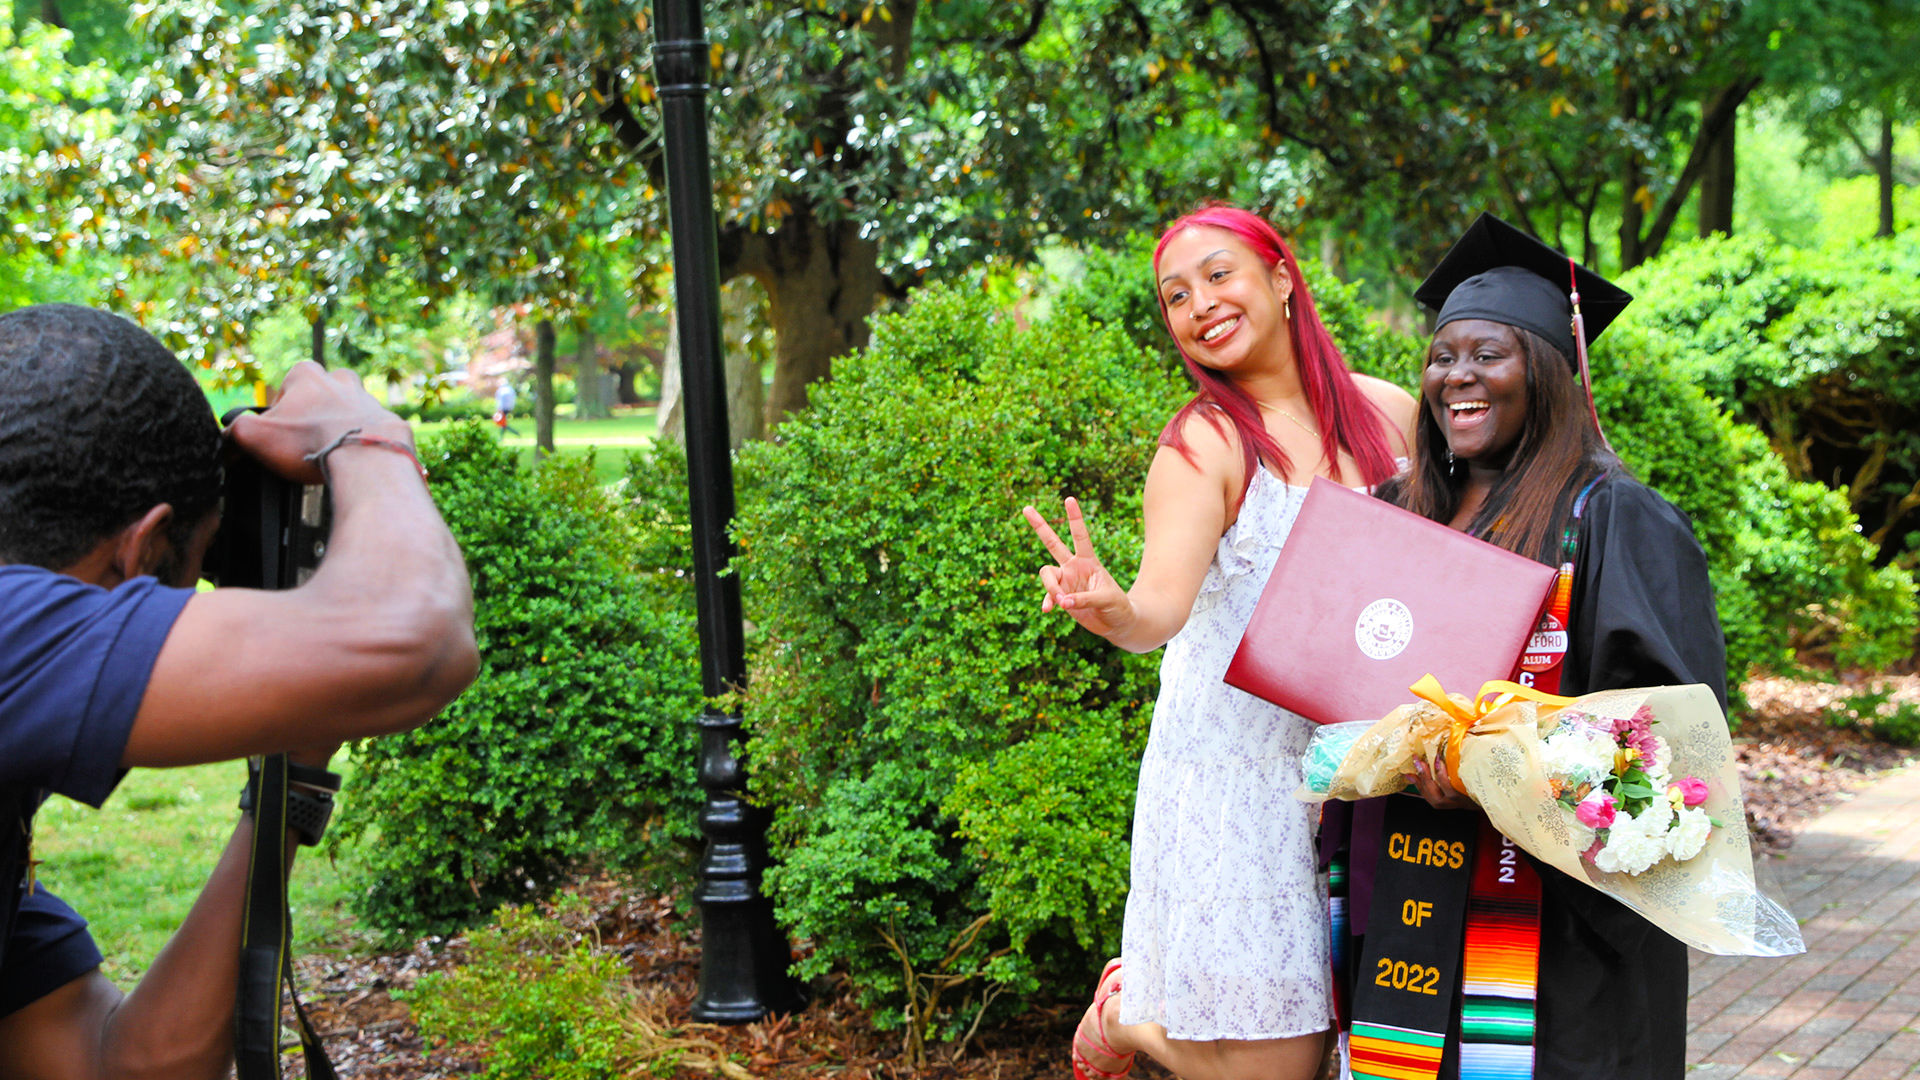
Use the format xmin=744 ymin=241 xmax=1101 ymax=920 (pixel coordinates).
xmin=197 ymin=407 xmax=342 ymax=1078
xmin=201 ymin=407 xmax=331 ymax=591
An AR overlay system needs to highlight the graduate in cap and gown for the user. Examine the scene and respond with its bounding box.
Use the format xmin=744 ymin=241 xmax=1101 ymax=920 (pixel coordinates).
xmin=1321 ymin=213 xmax=1726 ymax=1080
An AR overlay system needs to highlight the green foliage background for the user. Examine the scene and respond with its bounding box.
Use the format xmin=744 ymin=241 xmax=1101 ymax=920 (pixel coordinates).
xmin=332 ymin=424 xmax=703 ymax=936
xmin=1618 ymin=232 xmax=1920 ymax=567
xmin=733 ymin=286 xmax=1181 ymax=1039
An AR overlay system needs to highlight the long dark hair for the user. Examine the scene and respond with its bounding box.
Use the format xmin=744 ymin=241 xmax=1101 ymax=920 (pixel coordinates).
xmin=1151 ymin=205 xmax=1397 ymax=499
xmin=1377 ymin=325 xmax=1621 ymax=566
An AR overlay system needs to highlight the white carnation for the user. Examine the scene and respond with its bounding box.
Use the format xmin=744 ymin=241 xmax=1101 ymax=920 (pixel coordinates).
xmin=1593 ymin=800 xmax=1676 ymax=875
xmin=1666 ymin=806 xmax=1713 ymax=861
xmin=1541 ymin=723 xmax=1617 ymax=788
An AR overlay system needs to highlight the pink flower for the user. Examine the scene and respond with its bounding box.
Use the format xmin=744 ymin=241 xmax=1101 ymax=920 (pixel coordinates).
xmin=1673 ymin=777 xmax=1710 ymax=807
xmin=1575 ymin=792 xmax=1617 ymax=828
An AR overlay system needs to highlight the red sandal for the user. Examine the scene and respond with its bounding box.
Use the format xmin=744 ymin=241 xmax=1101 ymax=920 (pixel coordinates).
xmin=1071 ymin=958 xmax=1135 ymax=1080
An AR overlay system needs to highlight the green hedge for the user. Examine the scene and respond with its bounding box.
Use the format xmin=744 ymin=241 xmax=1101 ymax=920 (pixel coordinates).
xmin=331 ymin=423 xmax=702 ymax=936
xmin=389 ymin=395 xmax=534 ymax=423
xmin=1618 ymin=232 xmax=1920 ymax=570
xmin=734 ymin=286 xmax=1182 ymax=1048
xmin=1591 ymin=325 xmax=1916 ymax=681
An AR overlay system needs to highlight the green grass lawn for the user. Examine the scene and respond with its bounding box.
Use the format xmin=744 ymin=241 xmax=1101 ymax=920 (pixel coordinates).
xmin=33 ymin=761 xmax=361 ymax=986
xmin=414 ymin=410 xmax=662 ymax=485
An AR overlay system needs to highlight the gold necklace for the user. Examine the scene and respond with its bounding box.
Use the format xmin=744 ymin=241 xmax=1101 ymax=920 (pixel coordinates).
xmin=1261 ymin=401 xmax=1320 ymax=438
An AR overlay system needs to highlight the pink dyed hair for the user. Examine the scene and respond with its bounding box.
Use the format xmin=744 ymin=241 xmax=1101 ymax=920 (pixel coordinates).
xmin=1152 ymin=204 xmax=1396 ymax=498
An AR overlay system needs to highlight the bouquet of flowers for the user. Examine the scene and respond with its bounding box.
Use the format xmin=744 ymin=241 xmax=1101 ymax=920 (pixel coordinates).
xmin=1541 ymin=704 xmax=1714 ymax=875
xmin=1300 ymin=678 xmax=1804 ymax=957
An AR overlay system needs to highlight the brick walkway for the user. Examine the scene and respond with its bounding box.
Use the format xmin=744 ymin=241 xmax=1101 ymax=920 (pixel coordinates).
xmin=1688 ymin=763 xmax=1920 ymax=1078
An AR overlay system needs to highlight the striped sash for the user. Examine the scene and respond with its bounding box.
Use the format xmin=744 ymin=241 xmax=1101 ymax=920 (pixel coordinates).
xmin=1459 ymin=818 xmax=1542 ymax=1079
xmin=1345 ymin=806 xmax=1543 ymax=1080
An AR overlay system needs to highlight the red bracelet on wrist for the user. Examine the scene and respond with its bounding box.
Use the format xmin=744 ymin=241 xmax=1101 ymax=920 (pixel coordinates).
xmin=305 ymin=428 xmax=430 ymax=482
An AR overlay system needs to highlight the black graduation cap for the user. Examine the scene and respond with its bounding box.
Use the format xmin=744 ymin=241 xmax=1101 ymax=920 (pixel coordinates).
xmin=1412 ymin=212 xmax=1632 ymax=367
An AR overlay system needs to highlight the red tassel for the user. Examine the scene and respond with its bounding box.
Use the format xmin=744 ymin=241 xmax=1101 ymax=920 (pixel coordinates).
xmin=1569 ymin=257 xmax=1613 ymax=453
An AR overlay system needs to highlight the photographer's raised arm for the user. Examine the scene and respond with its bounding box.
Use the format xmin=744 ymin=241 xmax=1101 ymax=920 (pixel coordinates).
xmin=120 ymin=364 xmax=480 ymax=768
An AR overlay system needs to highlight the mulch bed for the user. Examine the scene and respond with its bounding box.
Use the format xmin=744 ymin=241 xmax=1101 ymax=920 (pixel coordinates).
xmin=288 ymin=676 xmax=1919 ymax=1079
xmin=1735 ymin=674 xmax=1917 ymax=853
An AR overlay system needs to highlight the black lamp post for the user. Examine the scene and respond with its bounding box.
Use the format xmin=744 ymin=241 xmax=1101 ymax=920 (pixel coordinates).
xmin=650 ymin=0 xmax=803 ymax=1023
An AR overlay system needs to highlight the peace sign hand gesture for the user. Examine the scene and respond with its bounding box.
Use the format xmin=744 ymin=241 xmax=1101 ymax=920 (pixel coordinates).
xmin=1023 ymin=497 xmax=1135 ymax=642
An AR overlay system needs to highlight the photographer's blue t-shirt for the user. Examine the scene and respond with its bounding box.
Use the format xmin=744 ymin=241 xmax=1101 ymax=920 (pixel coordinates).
xmin=0 ymin=565 xmax=193 ymax=1015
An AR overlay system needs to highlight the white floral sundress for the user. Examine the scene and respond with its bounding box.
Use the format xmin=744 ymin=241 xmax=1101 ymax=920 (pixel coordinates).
xmin=1118 ymin=465 xmax=1333 ymax=1041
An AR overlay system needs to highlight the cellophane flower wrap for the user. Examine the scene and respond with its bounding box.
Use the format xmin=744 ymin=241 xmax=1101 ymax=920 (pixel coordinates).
xmin=1299 ymin=682 xmax=1804 ymax=957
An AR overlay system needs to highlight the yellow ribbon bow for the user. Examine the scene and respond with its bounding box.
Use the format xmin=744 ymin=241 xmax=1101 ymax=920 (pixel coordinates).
xmin=1408 ymin=674 xmax=1578 ymax=787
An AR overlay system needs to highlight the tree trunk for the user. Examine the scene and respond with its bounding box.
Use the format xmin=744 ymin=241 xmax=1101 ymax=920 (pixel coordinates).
xmin=657 ymin=318 xmax=681 ymax=443
xmin=1318 ymin=228 xmax=1344 ymax=279
xmin=574 ymin=325 xmax=610 ymax=420
xmin=655 ymin=308 xmax=769 ymax=450
xmin=311 ymin=310 xmax=327 ymax=367
xmin=721 ymin=285 xmax=767 ymax=445
xmin=1698 ymin=99 xmax=1736 ymax=238
xmin=728 ymin=213 xmax=886 ymax=426
xmin=1624 ymin=78 xmax=1759 ymax=269
xmin=534 ymin=318 xmax=556 ymax=457
xmin=1875 ymin=110 xmax=1896 ymax=239
xmin=1619 ymin=161 xmax=1647 ymax=271
xmin=39 ymin=0 xmax=65 ymax=28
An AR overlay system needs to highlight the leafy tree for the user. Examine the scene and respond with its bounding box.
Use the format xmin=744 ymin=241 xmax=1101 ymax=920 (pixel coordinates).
xmin=1198 ymin=0 xmax=1758 ymax=273
xmin=1771 ymin=0 xmax=1919 ymax=237
xmin=11 ymin=0 xmax=637 ymax=454
xmin=0 ymin=0 xmax=123 ymax=309
xmin=20 ymin=0 xmax=1277 ymax=425
xmin=1620 ymin=231 xmax=1920 ymax=564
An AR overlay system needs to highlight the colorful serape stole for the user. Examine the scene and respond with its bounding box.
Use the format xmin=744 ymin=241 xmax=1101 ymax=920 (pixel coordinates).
xmin=1351 ymin=1021 xmax=1445 ymax=1080
xmin=1458 ymin=817 xmax=1543 ymax=1080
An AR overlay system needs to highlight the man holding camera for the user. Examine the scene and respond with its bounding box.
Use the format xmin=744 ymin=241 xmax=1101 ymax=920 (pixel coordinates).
xmin=0 ymin=304 xmax=480 ymax=1078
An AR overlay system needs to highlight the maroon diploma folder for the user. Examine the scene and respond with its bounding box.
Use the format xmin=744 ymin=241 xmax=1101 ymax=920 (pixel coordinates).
xmin=1223 ymin=477 xmax=1558 ymax=725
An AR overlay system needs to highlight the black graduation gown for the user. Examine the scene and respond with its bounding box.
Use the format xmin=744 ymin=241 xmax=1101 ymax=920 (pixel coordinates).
xmin=1530 ymin=476 xmax=1726 ymax=1080
xmin=1329 ymin=476 xmax=1727 ymax=1080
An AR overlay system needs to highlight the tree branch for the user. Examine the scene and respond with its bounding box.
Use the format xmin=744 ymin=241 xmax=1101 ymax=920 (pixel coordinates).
xmin=1637 ymin=75 xmax=1762 ymax=263
xmin=933 ymin=0 xmax=1046 ymax=52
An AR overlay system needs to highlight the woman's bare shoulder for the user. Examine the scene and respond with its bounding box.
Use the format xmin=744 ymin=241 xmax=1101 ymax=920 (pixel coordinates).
xmin=1160 ymin=404 xmax=1246 ymax=487
xmin=1351 ymin=372 xmax=1417 ymax=414
xmin=1350 ymin=373 xmax=1419 ymax=447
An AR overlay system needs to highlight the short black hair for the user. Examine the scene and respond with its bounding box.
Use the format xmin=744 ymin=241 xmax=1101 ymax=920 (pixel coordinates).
xmin=0 ymin=304 xmax=221 ymax=570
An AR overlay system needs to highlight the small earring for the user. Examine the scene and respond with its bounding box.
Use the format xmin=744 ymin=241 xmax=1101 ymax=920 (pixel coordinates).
xmin=1446 ymin=448 xmax=1459 ymax=475
xmin=1284 ymin=296 xmax=1292 ymax=320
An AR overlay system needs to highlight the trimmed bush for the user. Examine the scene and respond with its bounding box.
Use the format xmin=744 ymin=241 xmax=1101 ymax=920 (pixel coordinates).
xmin=1591 ymin=324 xmax=1916 ymax=684
xmin=331 ymin=423 xmax=702 ymax=936
xmin=390 ymin=394 xmax=535 ymax=423
xmin=735 ymin=286 xmax=1181 ymax=1052
xmin=1619 ymin=232 xmax=1920 ymax=571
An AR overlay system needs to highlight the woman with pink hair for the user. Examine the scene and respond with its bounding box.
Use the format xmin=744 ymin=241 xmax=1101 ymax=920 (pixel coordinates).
xmin=1026 ymin=204 xmax=1415 ymax=1080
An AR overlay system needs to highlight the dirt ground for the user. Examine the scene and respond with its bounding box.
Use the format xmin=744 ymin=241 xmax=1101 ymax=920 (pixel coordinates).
xmin=286 ymin=675 xmax=1920 ymax=1079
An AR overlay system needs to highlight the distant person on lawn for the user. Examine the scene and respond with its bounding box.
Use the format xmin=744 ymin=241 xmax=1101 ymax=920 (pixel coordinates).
xmin=494 ymin=379 xmax=519 ymax=437
xmin=0 ymin=303 xmax=478 ymax=1079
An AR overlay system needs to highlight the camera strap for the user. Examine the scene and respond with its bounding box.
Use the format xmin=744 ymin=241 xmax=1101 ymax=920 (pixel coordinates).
xmin=236 ymin=754 xmax=338 ymax=1080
